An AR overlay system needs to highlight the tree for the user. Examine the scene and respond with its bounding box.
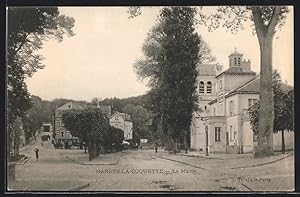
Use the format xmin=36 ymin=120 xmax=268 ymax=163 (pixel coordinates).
xmin=103 ymin=127 xmax=124 ymax=152
xmin=249 ymin=71 xmax=294 ymax=154
xmin=134 ymin=7 xmax=206 ymax=153
xmin=7 ymin=7 xmax=75 ymax=159
xmin=22 ymin=96 xmax=52 ymax=141
xmin=129 ymin=6 xmax=290 ymax=157
xmin=62 ymin=108 xmax=109 ymax=161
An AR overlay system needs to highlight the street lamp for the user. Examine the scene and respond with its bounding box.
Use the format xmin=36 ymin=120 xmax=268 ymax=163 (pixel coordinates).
xmin=205 ymin=126 xmax=209 ymax=156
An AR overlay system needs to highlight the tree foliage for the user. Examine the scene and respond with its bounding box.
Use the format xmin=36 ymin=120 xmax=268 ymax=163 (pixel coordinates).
xmin=249 ymin=71 xmax=294 ymax=135
xmin=62 ymin=108 xmax=110 ymax=160
xmin=129 ymin=5 xmax=291 ymax=157
xmin=62 ymin=108 xmax=109 ymax=142
xmin=103 ymin=127 xmax=124 ymax=151
xmin=7 ymin=7 xmax=75 ymax=124
xmin=134 ymin=7 xmax=206 ymax=152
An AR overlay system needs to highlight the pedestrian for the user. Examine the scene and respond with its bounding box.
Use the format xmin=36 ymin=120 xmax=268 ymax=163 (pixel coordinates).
xmin=154 ymin=143 xmax=158 ymax=153
xmin=34 ymin=148 xmax=39 ymax=161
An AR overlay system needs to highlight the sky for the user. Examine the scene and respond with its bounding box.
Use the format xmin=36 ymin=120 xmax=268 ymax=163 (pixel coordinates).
xmin=25 ymin=6 xmax=294 ymax=102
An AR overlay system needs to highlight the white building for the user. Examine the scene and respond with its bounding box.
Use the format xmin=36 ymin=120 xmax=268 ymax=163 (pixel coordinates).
xmin=190 ymin=50 xmax=294 ymax=154
xmin=109 ymin=111 xmax=133 ymax=140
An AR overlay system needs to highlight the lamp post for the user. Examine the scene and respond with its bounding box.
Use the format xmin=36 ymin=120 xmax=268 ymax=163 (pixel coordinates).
xmin=205 ymin=126 xmax=209 ymax=156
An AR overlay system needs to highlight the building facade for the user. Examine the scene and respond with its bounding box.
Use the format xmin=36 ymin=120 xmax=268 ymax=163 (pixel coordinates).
xmin=190 ymin=50 xmax=294 ymax=154
xmin=54 ymin=101 xmax=83 ymax=147
xmin=109 ymin=111 xmax=133 ymax=140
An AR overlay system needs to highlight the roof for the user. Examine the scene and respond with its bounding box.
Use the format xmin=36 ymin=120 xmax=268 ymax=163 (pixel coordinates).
xmin=216 ymin=66 xmax=256 ymax=78
xmin=110 ymin=111 xmax=132 ymax=121
xmin=197 ymin=64 xmax=217 ymax=76
xmin=228 ymin=51 xmax=243 ymax=56
xmin=225 ymin=75 xmax=260 ymax=98
xmin=208 ymin=75 xmax=294 ymax=104
xmin=56 ymin=101 xmax=84 ymax=111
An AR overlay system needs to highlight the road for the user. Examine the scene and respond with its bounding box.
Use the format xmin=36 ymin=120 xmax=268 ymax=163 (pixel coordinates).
xmin=12 ymin=140 xmax=294 ymax=192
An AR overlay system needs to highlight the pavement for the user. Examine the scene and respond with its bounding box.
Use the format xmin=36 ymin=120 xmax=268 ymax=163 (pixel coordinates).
xmin=8 ymin=180 xmax=89 ymax=191
xmin=7 ymin=141 xmax=295 ymax=192
xmin=64 ymin=149 xmax=129 ymax=165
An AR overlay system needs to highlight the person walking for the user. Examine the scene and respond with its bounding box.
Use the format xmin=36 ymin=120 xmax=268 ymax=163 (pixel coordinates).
xmin=154 ymin=143 xmax=158 ymax=153
xmin=34 ymin=148 xmax=39 ymax=161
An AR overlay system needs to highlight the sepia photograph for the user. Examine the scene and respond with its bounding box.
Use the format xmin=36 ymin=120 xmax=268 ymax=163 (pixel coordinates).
xmin=6 ymin=5 xmax=294 ymax=192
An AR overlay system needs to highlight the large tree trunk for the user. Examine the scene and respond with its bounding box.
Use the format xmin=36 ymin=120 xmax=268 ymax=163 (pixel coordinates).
xmin=254 ymin=35 xmax=274 ymax=158
xmin=281 ymin=130 xmax=285 ymax=154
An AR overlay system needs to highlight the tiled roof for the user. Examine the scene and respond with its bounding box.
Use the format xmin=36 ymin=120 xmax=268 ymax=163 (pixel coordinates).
xmin=56 ymin=101 xmax=84 ymax=111
xmin=225 ymin=75 xmax=260 ymax=98
xmin=110 ymin=111 xmax=132 ymax=121
xmin=226 ymin=75 xmax=294 ymax=98
xmin=216 ymin=66 xmax=256 ymax=78
xmin=208 ymin=75 xmax=294 ymax=104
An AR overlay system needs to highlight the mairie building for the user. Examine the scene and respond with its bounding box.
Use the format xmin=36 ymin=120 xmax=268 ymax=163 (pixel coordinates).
xmin=190 ymin=50 xmax=294 ymax=154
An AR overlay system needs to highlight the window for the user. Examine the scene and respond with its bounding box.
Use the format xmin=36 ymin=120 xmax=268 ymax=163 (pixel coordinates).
xmin=234 ymin=131 xmax=237 ymax=140
xmin=238 ymin=57 xmax=241 ymax=66
xmin=229 ymin=100 xmax=234 ymax=116
xmin=199 ymin=81 xmax=204 ymax=93
xmin=61 ymin=132 xmax=64 ymax=137
xmin=219 ymin=80 xmax=223 ymax=90
xmin=234 ymin=57 xmax=237 ymax=66
xmin=230 ymin=126 xmax=233 ymax=141
xmin=248 ymin=99 xmax=258 ymax=108
xmin=215 ymin=127 xmax=221 ymax=142
xmin=207 ymin=81 xmax=212 ymax=93
xmin=204 ymin=105 xmax=207 ymax=110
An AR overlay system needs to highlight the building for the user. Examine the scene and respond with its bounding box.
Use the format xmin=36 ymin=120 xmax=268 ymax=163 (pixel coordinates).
xmin=54 ymin=101 xmax=83 ymax=147
xmin=96 ymin=103 xmax=112 ymax=119
xmin=109 ymin=111 xmax=133 ymax=140
xmin=190 ymin=49 xmax=294 ymax=154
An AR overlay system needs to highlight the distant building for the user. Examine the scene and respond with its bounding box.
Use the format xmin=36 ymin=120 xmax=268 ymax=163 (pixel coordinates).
xmin=190 ymin=49 xmax=294 ymax=154
xmin=54 ymin=101 xmax=83 ymax=147
xmin=54 ymin=101 xmax=113 ymax=148
xmin=96 ymin=103 xmax=112 ymax=119
xmin=109 ymin=111 xmax=133 ymax=140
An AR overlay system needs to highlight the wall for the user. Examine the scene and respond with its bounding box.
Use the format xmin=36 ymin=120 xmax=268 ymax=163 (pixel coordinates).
xmin=242 ymin=120 xmax=254 ymax=153
xmin=124 ymin=121 xmax=133 ymax=140
xmin=209 ymin=122 xmax=226 ymax=153
xmin=109 ymin=113 xmax=125 ymax=131
xmin=190 ymin=113 xmax=206 ymax=150
xmin=239 ymin=94 xmax=260 ymax=113
xmin=273 ymin=130 xmax=294 ymax=151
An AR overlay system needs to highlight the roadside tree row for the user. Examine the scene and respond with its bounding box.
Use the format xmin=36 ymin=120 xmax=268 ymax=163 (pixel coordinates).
xmin=62 ymin=108 xmax=124 ymax=161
